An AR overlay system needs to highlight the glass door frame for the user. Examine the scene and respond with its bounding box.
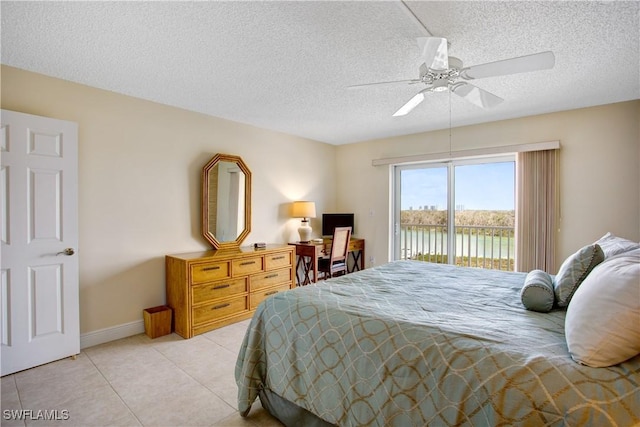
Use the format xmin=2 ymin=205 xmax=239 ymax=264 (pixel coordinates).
xmin=392 ymin=155 xmax=514 ymax=262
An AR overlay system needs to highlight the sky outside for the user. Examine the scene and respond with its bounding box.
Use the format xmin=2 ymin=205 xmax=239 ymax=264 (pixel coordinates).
xmin=401 ymin=161 xmax=515 ymax=211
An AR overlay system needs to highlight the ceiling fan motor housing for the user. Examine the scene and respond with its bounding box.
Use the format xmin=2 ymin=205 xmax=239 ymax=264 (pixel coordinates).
xmin=420 ymin=56 xmax=463 ymax=88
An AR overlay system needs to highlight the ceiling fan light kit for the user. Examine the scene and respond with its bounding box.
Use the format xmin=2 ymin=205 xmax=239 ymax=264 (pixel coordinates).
xmin=431 ymin=79 xmax=449 ymax=92
xmin=352 ymin=36 xmax=555 ymax=117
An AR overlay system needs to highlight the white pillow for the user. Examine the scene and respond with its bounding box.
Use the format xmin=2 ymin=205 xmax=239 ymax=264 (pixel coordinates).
xmin=565 ymin=249 xmax=640 ymax=367
xmin=594 ymin=232 xmax=640 ymax=258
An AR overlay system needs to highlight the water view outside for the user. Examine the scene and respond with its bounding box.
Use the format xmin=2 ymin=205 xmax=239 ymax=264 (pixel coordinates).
xmin=399 ymin=222 xmax=515 ymax=270
xmin=399 ymin=161 xmax=515 ymax=271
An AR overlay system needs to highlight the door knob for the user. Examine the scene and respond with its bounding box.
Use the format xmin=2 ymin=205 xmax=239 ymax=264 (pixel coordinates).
xmin=56 ymin=248 xmax=75 ymax=256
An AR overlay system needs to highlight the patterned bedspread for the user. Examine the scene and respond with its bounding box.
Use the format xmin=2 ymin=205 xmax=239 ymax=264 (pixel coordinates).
xmin=235 ymin=261 xmax=640 ymax=426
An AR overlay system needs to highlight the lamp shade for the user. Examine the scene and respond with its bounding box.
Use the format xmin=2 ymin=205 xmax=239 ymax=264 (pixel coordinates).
xmin=291 ymin=201 xmax=316 ymax=219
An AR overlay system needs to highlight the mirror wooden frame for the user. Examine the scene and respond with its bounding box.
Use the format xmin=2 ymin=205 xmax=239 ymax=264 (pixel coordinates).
xmin=202 ymin=153 xmax=252 ymax=249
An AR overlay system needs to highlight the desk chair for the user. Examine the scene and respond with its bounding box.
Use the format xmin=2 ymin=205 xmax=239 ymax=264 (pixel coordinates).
xmin=318 ymin=226 xmax=352 ymax=280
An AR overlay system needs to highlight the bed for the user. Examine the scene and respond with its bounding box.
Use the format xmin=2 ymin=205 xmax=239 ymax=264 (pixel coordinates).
xmin=235 ymin=259 xmax=640 ymax=426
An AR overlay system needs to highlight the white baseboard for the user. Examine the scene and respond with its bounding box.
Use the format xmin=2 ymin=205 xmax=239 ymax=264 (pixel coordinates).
xmin=80 ymin=319 xmax=145 ymax=350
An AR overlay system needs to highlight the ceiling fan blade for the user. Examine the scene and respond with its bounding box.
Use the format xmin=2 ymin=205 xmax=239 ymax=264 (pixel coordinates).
xmin=461 ymin=51 xmax=555 ymax=80
xmin=451 ymin=82 xmax=503 ymax=109
xmin=347 ymin=79 xmax=419 ymax=89
xmin=393 ymin=89 xmax=429 ymax=117
xmin=417 ymin=37 xmax=449 ymax=71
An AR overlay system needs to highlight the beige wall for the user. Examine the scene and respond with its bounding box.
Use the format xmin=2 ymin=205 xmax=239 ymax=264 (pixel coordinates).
xmin=3 ymin=64 xmax=639 ymax=338
xmin=336 ymin=100 xmax=640 ymax=268
xmin=1 ymin=65 xmax=336 ymax=334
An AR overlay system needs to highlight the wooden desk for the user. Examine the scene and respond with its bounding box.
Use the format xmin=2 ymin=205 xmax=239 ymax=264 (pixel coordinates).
xmin=289 ymin=238 xmax=365 ymax=285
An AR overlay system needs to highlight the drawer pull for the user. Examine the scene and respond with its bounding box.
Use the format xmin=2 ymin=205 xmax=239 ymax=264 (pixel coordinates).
xmin=240 ymin=261 xmax=256 ymax=266
xmin=202 ymin=266 xmax=220 ymax=271
xmin=212 ymin=303 xmax=230 ymax=310
xmin=271 ymin=255 xmax=285 ymax=260
xmin=264 ymin=274 xmax=278 ymax=279
xmin=212 ymin=284 xmax=230 ymax=290
xmin=265 ymin=290 xmax=279 ymax=296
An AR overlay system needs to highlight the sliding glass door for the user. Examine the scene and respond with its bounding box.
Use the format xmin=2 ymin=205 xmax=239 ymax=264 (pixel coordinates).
xmin=395 ymin=163 xmax=451 ymax=263
xmin=393 ymin=156 xmax=515 ymax=270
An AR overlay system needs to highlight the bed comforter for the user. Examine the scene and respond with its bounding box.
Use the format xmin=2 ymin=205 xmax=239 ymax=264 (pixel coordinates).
xmin=235 ymin=260 xmax=640 ymax=426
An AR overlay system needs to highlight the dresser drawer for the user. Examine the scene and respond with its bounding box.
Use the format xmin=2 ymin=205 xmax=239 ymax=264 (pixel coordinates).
xmin=265 ymin=251 xmax=292 ymax=270
xmin=192 ymin=278 xmax=247 ymax=305
xmin=191 ymin=312 xmax=253 ymax=336
xmin=251 ymin=267 xmax=292 ymax=291
xmin=233 ymin=256 xmax=264 ymax=275
xmin=191 ymin=261 xmax=231 ymax=284
xmin=250 ymin=283 xmax=291 ymax=310
xmin=192 ymin=296 xmax=248 ymax=325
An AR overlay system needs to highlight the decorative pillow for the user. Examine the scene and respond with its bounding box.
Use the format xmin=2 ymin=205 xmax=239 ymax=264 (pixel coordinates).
xmin=520 ymin=270 xmax=555 ymax=312
xmin=553 ymin=243 xmax=604 ymax=308
xmin=594 ymin=232 xmax=640 ymax=258
xmin=565 ymin=249 xmax=640 ymax=367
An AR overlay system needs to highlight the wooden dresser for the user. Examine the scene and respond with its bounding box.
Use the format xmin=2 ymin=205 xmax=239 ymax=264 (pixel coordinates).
xmin=166 ymin=244 xmax=295 ymax=338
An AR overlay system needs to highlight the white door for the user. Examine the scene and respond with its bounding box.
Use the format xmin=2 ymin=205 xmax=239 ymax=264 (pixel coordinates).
xmin=1 ymin=109 xmax=79 ymax=376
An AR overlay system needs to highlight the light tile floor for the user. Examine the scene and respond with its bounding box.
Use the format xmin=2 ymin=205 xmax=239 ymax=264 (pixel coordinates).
xmin=1 ymin=320 xmax=283 ymax=427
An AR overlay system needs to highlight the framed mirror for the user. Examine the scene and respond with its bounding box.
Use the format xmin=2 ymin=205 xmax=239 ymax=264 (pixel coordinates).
xmin=202 ymin=153 xmax=251 ymax=249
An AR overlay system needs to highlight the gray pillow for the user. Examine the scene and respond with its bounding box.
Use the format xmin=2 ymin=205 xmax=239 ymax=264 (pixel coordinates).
xmin=520 ymin=269 xmax=555 ymax=312
xmin=553 ymin=243 xmax=604 ymax=307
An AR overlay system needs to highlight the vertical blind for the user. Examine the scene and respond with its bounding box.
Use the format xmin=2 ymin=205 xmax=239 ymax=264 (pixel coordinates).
xmin=515 ymin=149 xmax=559 ymax=273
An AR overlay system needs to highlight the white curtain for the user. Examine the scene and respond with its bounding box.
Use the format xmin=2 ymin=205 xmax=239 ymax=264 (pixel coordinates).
xmin=515 ymin=149 xmax=559 ymax=273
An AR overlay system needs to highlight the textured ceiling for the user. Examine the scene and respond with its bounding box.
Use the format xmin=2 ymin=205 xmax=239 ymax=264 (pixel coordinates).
xmin=1 ymin=1 xmax=638 ymax=145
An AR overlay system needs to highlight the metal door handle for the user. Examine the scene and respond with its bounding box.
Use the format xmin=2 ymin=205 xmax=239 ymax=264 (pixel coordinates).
xmin=57 ymin=248 xmax=75 ymax=256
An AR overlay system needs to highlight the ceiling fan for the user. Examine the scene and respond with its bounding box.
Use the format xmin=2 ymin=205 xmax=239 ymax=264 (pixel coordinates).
xmin=350 ymin=37 xmax=555 ymax=117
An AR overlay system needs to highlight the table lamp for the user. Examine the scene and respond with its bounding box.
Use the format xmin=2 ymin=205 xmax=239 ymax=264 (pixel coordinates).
xmin=292 ymin=201 xmax=316 ymax=243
